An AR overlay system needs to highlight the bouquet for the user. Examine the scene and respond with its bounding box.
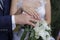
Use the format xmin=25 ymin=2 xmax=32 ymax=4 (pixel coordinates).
xmin=20 ymin=19 xmax=51 ymax=40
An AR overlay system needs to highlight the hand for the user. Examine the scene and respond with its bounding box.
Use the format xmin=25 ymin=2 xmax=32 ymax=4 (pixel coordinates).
xmin=57 ymin=35 xmax=60 ymax=40
xmin=14 ymin=7 xmax=40 ymax=20
xmin=15 ymin=12 xmax=38 ymax=27
xmin=22 ymin=0 xmax=40 ymax=20
xmin=22 ymin=6 xmax=40 ymax=20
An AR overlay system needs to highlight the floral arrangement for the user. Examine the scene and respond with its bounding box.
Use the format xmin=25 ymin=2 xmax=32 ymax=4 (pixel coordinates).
xmin=20 ymin=19 xmax=51 ymax=40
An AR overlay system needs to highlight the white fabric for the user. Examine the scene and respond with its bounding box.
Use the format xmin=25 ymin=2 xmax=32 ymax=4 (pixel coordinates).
xmin=12 ymin=15 xmax=16 ymax=30
xmin=36 ymin=0 xmax=46 ymax=20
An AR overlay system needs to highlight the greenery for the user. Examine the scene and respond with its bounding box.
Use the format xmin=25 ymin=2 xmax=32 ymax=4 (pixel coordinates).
xmin=51 ymin=0 xmax=60 ymax=39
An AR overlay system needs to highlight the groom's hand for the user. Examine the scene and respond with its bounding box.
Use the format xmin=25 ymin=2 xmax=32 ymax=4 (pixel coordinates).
xmin=15 ymin=12 xmax=38 ymax=27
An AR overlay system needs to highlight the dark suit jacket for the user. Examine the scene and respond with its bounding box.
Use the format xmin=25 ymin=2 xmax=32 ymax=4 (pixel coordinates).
xmin=0 ymin=0 xmax=12 ymax=40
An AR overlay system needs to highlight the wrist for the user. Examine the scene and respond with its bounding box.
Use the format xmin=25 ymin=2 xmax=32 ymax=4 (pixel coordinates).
xmin=15 ymin=15 xmax=22 ymax=24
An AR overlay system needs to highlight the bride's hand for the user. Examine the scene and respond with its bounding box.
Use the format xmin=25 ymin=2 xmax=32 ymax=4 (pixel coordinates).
xmin=21 ymin=0 xmax=40 ymax=20
xmin=22 ymin=6 xmax=40 ymax=20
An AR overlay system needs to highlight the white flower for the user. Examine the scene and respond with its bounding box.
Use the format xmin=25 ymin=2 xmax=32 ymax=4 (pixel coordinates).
xmin=33 ymin=19 xmax=51 ymax=40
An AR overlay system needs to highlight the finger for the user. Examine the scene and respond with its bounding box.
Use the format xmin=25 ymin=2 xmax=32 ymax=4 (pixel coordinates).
xmin=35 ymin=13 xmax=40 ymax=20
xmin=28 ymin=8 xmax=39 ymax=20
xmin=28 ymin=22 xmax=35 ymax=27
xmin=23 ymin=7 xmax=36 ymax=16
xmin=23 ymin=6 xmax=36 ymax=17
xmin=26 ymin=8 xmax=34 ymax=16
xmin=30 ymin=8 xmax=40 ymax=20
xmin=30 ymin=18 xmax=38 ymax=24
xmin=23 ymin=7 xmax=40 ymax=20
xmin=23 ymin=7 xmax=33 ymax=16
xmin=33 ymin=12 xmax=40 ymax=20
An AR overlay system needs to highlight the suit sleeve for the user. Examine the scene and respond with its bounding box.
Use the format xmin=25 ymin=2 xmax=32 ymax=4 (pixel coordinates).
xmin=0 ymin=15 xmax=12 ymax=32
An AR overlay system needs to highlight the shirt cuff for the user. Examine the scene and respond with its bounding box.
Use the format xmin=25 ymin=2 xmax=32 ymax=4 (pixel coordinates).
xmin=12 ymin=15 xmax=16 ymax=30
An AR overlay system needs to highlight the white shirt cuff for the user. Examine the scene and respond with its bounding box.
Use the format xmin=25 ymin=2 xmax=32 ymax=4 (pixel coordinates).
xmin=12 ymin=15 xmax=16 ymax=30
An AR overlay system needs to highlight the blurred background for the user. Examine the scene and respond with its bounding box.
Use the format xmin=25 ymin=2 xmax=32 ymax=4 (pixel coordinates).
xmin=51 ymin=0 xmax=60 ymax=39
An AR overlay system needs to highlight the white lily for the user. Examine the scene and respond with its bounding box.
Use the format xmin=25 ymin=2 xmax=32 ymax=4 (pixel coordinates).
xmin=33 ymin=19 xmax=51 ymax=40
